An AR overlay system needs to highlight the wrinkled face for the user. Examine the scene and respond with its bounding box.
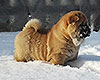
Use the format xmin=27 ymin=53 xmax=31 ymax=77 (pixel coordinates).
xmin=67 ymin=13 xmax=91 ymax=46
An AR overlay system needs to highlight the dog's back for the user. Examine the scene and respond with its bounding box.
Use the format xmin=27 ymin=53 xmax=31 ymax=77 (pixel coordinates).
xmin=14 ymin=19 xmax=48 ymax=62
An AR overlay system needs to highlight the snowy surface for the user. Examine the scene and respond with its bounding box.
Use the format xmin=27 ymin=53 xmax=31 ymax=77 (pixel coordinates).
xmin=0 ymin=31 xmax=100 ymax=80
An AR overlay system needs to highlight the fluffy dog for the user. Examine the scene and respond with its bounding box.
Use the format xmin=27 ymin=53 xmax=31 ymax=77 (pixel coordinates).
xmin=14 ymin=11 xmax=91 ymax=65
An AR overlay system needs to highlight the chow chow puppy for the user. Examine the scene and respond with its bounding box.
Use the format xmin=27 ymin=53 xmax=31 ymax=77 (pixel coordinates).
xmin=14 ymin=11 xmax=91 ymax=65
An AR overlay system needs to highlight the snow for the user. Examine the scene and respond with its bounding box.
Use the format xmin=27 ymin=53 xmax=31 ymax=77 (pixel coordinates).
xmin=0 ymin=31 xmax=100 ymax=80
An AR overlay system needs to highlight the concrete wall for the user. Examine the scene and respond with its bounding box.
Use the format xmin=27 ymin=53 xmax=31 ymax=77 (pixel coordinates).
xmin=0 ymin=0 xmax=100 ymax=32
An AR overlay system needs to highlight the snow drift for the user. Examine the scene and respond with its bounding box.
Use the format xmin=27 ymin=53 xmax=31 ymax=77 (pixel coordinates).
xmin=0 ymin=31 xmax=100 ymax=80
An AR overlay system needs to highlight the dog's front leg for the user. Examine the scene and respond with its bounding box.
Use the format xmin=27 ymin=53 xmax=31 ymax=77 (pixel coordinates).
xmin=49 ymin=53 xmax=66 ymax=65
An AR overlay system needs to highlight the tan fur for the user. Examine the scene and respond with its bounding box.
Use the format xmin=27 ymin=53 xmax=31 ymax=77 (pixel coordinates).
xmin=23 ymin=19 xmax=42 ymax=31
xmin=14 ymin=11 xmax=88 ymax=65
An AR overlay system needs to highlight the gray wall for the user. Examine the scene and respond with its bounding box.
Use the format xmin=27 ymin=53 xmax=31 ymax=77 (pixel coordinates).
xmin=0 ymin=0 xmax=100 ymax=32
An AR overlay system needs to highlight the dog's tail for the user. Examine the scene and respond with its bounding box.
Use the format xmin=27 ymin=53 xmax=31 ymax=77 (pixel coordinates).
xmin=23 ymin=18 xmax=42 ymax=32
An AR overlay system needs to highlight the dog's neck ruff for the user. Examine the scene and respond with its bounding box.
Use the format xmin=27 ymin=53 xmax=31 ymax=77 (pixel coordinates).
xmin=53 ymin=29 xmax=67 ymax=43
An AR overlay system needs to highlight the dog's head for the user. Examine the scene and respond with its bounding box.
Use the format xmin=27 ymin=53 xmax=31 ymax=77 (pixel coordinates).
xmin=62 ymin=11 xmax=91 ymax=46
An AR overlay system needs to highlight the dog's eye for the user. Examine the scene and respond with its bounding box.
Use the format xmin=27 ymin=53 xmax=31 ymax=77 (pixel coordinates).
xmin=80 ymin=34 xmax=83 ymax=37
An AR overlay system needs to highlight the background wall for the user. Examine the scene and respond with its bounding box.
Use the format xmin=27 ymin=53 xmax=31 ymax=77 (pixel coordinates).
xmin=0 ymin=0 xmax=100 ymax=32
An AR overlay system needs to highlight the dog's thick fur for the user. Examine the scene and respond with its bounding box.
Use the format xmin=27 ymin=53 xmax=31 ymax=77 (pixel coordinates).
xmin=14 ymin=11 xmax=90 ymax=65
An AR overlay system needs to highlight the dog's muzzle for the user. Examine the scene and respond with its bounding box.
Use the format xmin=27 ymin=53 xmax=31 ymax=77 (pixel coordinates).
xmin=79 ymin=24 xmax=91 ymax=38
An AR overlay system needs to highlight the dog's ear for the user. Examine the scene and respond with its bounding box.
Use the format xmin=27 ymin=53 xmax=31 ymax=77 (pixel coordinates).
xmin=69 ymin=15 xmax=79 ymax=24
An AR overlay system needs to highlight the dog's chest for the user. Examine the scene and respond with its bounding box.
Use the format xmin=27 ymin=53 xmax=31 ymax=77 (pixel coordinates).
xmin=61 ymin=44 xmax=79 ymax=61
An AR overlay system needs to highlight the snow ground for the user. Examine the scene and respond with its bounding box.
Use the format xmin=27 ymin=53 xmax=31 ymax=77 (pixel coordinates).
xmin=0 ymin=31 xmax=100 ymax=80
